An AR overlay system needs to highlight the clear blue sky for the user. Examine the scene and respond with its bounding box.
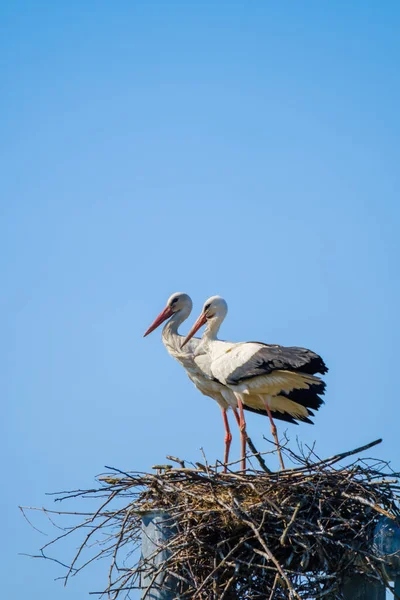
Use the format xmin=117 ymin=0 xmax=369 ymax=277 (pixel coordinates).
xmin=2 ymin=2 xmax=400 ymax=598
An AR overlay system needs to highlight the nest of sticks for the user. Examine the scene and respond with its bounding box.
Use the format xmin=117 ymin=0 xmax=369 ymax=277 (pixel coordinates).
xmin=21 ymin=438 xmax=400 ymax=599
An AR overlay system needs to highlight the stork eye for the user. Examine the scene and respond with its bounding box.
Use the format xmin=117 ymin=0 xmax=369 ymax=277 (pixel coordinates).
xmin=171 ymin=298 xmax=178 ymax=304
xmin=204 ymin=303 xmax=211 ymax=312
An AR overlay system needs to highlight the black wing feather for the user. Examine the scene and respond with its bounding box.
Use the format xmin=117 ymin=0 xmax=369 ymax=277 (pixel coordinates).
xmin=281 ymin=384 xmax=325 ymax=411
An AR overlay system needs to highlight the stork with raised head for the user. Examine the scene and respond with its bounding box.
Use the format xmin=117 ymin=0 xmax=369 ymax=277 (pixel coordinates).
xmin=143 ymin=293 xmax=290 ymax=471
xmin=182 ymin=296 xmax=328 ymax=471
xmin=143 ymin=292 xmax=241 ymax=470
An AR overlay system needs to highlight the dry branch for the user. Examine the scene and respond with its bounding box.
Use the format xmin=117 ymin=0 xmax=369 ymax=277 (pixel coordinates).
xmin=21 ymin=439 xmax=400 ymax=599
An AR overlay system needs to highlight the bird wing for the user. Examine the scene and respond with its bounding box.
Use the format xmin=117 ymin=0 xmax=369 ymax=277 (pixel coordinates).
xmin=225 ymin=343 xmax=327 ymax=386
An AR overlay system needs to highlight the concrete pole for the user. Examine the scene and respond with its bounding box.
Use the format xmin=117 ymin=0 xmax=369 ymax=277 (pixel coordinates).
xmin=140 ymin=510 xmax=178 ymax=600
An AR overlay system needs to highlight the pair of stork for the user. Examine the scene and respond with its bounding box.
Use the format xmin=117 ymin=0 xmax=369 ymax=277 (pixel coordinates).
xmin=144 ymin=293 xmax=328 ymax=471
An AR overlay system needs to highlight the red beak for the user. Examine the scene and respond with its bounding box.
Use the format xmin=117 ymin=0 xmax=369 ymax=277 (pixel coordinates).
xmin=143 ymin=305 xmax=174 ymax=337
xmin=181 ymin=312 xmax=207 ymax=348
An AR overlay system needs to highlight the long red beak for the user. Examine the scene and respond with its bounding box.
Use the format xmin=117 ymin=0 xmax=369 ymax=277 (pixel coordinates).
xmin=181 ymin=312 xmax=207 ymax=348
xmin=143 ymin=306 xmax=174 ymax=337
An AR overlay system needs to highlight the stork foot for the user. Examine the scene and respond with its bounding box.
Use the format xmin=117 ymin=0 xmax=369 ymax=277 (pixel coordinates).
xmin=223 ymin=431 xmax=232 ymax=473
xmin=274 ymin=433 xmax=285 ymax=471
xmin=265 ymin=405 xmax=285 ymax=470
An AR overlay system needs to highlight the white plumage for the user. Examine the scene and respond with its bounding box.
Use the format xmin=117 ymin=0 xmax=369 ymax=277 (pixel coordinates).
xmin=144 ymin=293 xmax=255 ymax=470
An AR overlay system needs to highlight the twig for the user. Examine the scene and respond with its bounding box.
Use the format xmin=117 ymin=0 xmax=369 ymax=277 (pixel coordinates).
xmin=280 ymin=501 xmax=302 ymax=546
xmin=20 ymin=438 xmax=399 ymax=600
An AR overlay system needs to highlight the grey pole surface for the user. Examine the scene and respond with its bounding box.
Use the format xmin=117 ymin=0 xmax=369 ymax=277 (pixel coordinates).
xmin=140 ymin=510 xmax=178 ymax=600
xmin=374 ymin=516 xmax=400 ymax=598
xmin=340 ymin=516 xmax=400 ymax=600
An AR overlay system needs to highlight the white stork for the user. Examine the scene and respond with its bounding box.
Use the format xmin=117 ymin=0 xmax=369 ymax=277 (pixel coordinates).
xmin=143 ymin=293 xmax=287 ymax=471
xmin=182 ymin=296 xmax=328 ymax=471
xmin=143 ymin=292 xmax=241 ymax=469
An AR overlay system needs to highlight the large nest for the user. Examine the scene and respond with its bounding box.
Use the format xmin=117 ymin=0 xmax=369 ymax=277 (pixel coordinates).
xmin=22 ymin=439 xmax=400 ymax=599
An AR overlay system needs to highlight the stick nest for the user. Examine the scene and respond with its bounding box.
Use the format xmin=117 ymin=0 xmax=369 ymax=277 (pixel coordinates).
xmin=21 ymin=439 xmax=400 ymax=599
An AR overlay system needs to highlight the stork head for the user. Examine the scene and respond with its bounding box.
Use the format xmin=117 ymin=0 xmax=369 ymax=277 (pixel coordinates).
xmin=143 ymin=292 xmax=192 ymax=337
xmin=201 ymin=296 xmax=228 ymax=320
xmin=181 ymin=296 xmax=228 ymax=347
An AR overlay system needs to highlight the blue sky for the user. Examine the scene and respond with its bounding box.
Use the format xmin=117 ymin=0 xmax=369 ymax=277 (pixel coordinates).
xmin=2 ymin=1 xmax=400 ymax=598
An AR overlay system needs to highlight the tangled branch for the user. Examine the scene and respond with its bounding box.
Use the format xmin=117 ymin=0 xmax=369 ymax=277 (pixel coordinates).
xmin=21 ymin=439 xmax=400 ymax=599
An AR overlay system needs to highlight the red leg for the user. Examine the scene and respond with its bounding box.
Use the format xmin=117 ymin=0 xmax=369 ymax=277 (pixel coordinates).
xmin=234 ymin=396 xmax=247 ymax=472
xmin=221 ymin=408 xmax=232 ymax=472
xmin=232 ymin=407 xmax=241 ymax=427
xmin=265 ymin=403 xmax=285 ymax=470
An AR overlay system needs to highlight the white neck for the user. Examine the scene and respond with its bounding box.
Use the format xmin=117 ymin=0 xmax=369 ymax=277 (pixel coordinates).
xmin=203 ymin=314 xmax=224 ymax=342
xmin=161 ymin=305 xmax=191 ymax=345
